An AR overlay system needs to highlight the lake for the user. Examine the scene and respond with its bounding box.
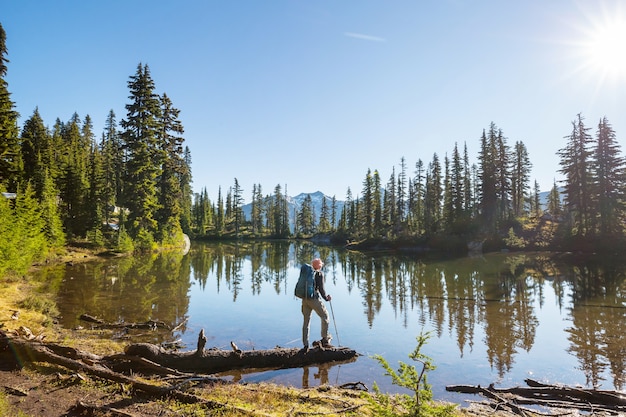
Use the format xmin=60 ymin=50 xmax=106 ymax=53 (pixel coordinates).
xmin=45 ymin=241 xmax=626 ymax=404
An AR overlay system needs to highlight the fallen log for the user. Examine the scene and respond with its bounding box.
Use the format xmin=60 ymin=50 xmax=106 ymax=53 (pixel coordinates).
xmin=121 ymin=340 xmax=359 ymax=374
xmin=0 ymin=330 xmax=225 ymax=408
xmin=447 ymin=379 xmax=626 ymax=415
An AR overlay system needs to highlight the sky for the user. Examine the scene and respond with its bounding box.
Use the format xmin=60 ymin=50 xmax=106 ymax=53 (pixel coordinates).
xmin=3 ymin=1 xmax=626 ymax=203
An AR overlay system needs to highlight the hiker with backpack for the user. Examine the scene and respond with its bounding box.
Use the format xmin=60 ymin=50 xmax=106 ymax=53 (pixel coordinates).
xmin=295 ymin=258 xmax=332 ymax=351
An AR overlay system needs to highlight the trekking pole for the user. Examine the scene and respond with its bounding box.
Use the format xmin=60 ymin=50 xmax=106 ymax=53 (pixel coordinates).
xmin=329 ymin=299 xmax=341 ymax=347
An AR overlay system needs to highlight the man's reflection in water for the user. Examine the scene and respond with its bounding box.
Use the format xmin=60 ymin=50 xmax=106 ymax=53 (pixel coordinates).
xmin=302 ymin=363 xmax=330 ymax=388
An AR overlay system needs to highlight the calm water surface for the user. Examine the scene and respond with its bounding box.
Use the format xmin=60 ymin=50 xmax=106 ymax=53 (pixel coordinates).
xmin=46 ymin=241 xmax=626 ymax=403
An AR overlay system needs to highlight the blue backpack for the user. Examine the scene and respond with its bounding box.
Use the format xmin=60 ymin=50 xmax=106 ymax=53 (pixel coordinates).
xmin=295 ymin=264 xmax=316 ymax=299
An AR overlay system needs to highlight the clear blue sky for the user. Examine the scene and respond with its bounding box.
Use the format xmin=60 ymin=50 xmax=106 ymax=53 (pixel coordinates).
xmin=3 ymin=1 xmax=626 ymax=202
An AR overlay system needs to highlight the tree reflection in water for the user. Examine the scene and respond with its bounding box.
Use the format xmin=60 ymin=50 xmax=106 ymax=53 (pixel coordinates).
xmin=50 ymin=242 xmax=626 ymax=394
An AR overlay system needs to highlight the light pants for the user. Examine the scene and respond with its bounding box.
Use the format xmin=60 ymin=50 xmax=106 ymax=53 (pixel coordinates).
xmin=301 ymin=296 xmax=330 ymax=347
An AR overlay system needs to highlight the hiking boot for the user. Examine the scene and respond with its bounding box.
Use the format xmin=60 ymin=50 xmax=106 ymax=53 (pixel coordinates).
xmin=321 ymin=337 xmax=333 ymax=348
xmin=312 ymin=340 xmax=321 ymax=348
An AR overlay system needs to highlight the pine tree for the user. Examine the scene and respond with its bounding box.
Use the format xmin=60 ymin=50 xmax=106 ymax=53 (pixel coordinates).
xmin=331 ymin=195 xmax=338 ymax=232
xmin=232 ymin=178 xmax=244 ymax=237
xmin=478 ymin=126 xmax=498 ymax=232
xmin=269 ymin=184 xmax=289 ymax=238
xmin=423 ymin=154 xmax=442 ymax=234
xmin=192 ymin=187 xmax=211 ymax=234
xmin=383 ymin=168 xmax=397 ymax=235
xmin=0 ymin=190 xmax=17 ymax=276
xmin=180 ymin=146 xmax=193 ymax=234
xmin=101 ymin=109 xmax=123 ymax=221
xmin=58 ymin=115 xmax=90 ymax=237
xmin=593 ymin=117 xmax=626 ymax=236
xmin=361 ymin=168 xmax=374 ymax=237
xmin=216 ymin=186 xmax=224 ymax=234
xmin=531 ymin=180 xmax=541 ymax=217
xmin=511 ymin=141 xmax=532 ymax=217
xmin=156 ymin=92 xmax=186 ymax=240
xmin=372 ymin=170 xmax=382 ymax=236
xmin=411 ymin=159 xmax=425 ymax=235
xmin=463 ymin=143 xmax=473 ymax=216
xmin=442 ymin=154 xmax=453 ymax=229
xmin=297 ymin=194 xmax=315 ymax=235
xmin=338 ymin=188 xmax=352 ymax=234
xmin=250 ymin=183 xmax=264 ymax=235
xmin=450 ymin=143 xmax=464 ymax=221
xmin=397 ymin=157 xmax=407 ymax=223
xmin=558 ymin=114 xmax=594 ymax=236
xmin=20 ymin=108 xmax=50 ymax=196
xmin=547 ymin=180 xmax=562 ymax=217
xmin=86 ymin=140 xmax=106 ymax=243
xmin=225 ymin=187 xmax=233 ymax=228
xmin=318 ymin=195 xmax=331 ymax=233
xmin=0 ymin=23 xmax=21 ymax=191
xmin=14 ymin=183 xmax=47 ymax=271
xmin=40 ymin=168 xmax=65 ymax=248
xmin=120 ymin=63 xmax=162 ymax=239
xmin=494 ymin=126 xmax=511 ymax=224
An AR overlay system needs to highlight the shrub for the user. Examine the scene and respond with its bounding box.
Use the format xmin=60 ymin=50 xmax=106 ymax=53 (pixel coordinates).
xmin=368 ymin=331 xmax=457 ymax=417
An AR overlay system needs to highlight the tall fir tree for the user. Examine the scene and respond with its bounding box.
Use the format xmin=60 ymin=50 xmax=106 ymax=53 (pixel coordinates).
xmin=450 ymin=143 xmax=465 ymax=222
xmin=180 ymin=146 xmax=193 ymax=233
xmin=463 ymin=143 xmax=474 ymax=216
xmin=86 ymin=140 xmax=106 ymax=238
xmin=361 ymin=168 xmax=374 ymax=237
xmin=156 ymin=92 xmax=186 ymax=240
xmin=397 ymin=157 xmax=407 ymax=223
xmin=442 ymin=154 xmax=453 ymax=230
xmin=547 ymin=180 xmax=562 ymax=216
xmin=478 ymin=125 xmax=498 ymax=232
xmin=318 ymin=195 xmax=331 ymax=233
xmin=382 ymin=168 xmax=396 ymax=234
xmin=39 ymin=168 xmax=65 ymax=248
xmin=0 ymin=23 xmax=21 ymax=191
xmin=58 ymin=115 xmax=90 ymax=236
xmin=120 ymin=63 xmax=162 ymax=239
xmin=593 ymin=117 xmax=626 ymax=236
xmin=20 ymin=108 xmax=50 ymax=197
xmin=297 ymin=194 xmax=315 ymax=235
xmin=250 ymin=183 xmax=264 ymax=235
xmin=101 ymin=109 xmax=123 ymax=219
xmin=511 ymin=141 xmax=532 ymax=217
xmin=215 ymin=186 xmax=224 ymax=234
xmin=425 ymin=153 xmax=443 ymax=234
xmin=232 ymin=178 xmax=244 ymax=237
xmin=372 ymin=170 xmax=382 ymax=236
xmin=494 ymin=126 xmax=511 ymax=224
xmin=558 ymin=114 xmax=594 ymax=237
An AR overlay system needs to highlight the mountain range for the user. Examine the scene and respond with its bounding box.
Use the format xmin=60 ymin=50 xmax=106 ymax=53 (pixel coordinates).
xmin=241 ymin=191 xmax=344 ymax=231
xmin=241 ymin=189 xmax=554 ymax=231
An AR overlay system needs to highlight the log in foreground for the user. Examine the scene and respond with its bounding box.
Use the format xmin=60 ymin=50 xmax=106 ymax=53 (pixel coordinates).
xmin=447 ymin=379 xmax=626 ymax=415
xmin=124 ymin=342 xmax=359 ymax=374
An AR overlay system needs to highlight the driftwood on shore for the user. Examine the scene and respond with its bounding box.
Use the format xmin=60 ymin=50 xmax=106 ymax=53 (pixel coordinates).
xmin=447 ymin=379 xmax=626 ymax=415
xmin=1 ymin=328 xmax=360 ymax=415
xmin=0 ymin=330 xmax=225 ymax=407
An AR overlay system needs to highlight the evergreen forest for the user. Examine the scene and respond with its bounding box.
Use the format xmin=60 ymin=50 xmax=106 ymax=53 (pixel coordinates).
xmin=2 ymin=22 xmax=626 ymax=278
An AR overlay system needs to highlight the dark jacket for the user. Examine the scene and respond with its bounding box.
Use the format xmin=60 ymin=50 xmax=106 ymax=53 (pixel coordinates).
xmin=315 ymin=271 xmax=329 ymax=301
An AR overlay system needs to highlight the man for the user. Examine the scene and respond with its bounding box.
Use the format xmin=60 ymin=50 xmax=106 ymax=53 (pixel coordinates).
xmin=302 ymin=258 xmax=332 ymax=351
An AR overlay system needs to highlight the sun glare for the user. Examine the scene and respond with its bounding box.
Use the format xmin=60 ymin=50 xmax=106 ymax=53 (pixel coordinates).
xmin=587 ymin=21 xmax=626 ymax=74
xmin=581 ymin=13 xmax=626 ymax=81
